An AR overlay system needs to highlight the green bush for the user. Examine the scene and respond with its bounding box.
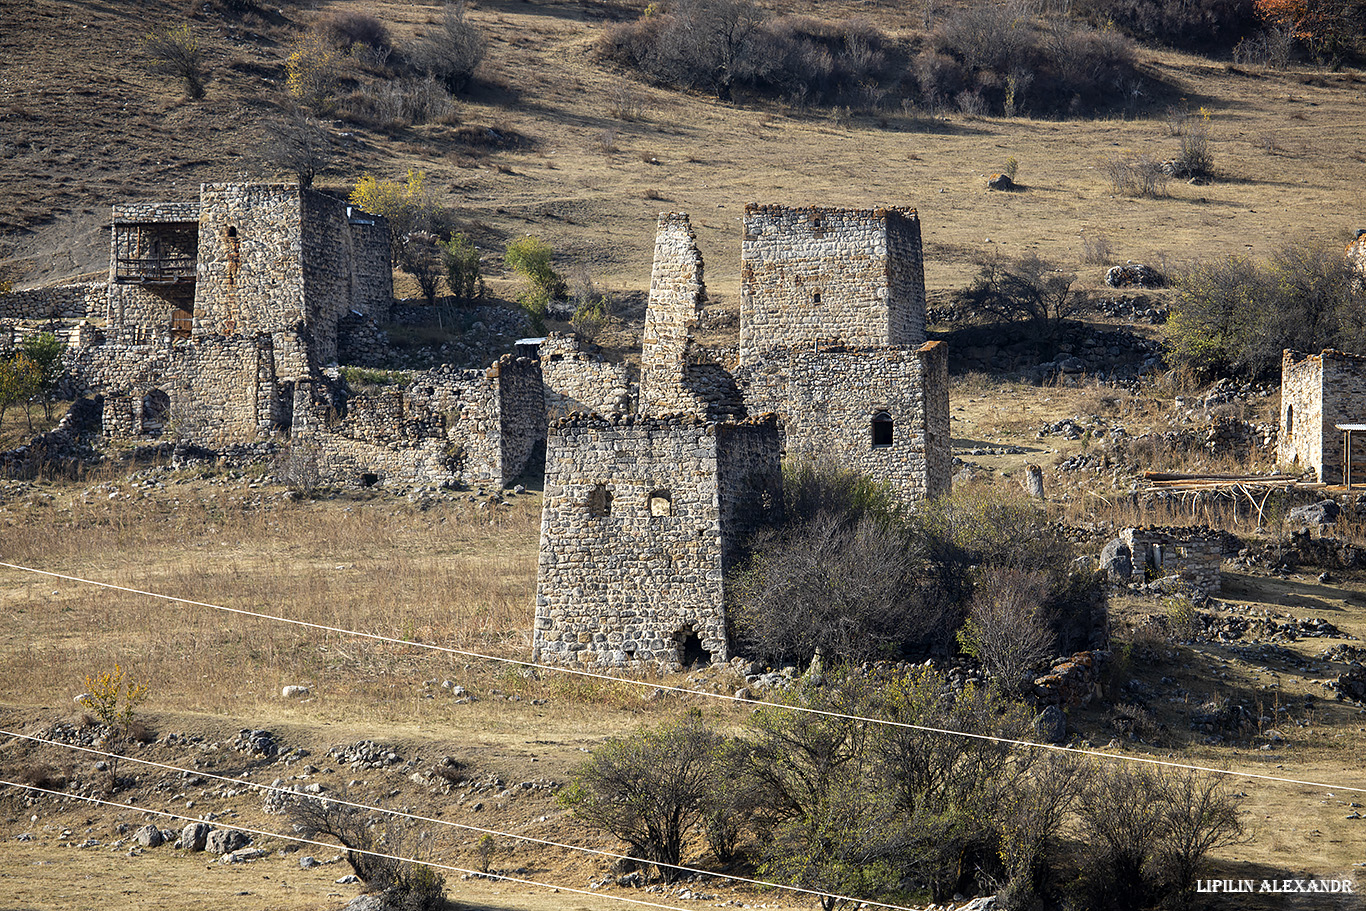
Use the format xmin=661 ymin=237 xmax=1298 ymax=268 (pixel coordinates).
xmin=439 ymin=233 xmax=484 ymax=303
xmin=504 ymin=236 xmax=566 ymax=332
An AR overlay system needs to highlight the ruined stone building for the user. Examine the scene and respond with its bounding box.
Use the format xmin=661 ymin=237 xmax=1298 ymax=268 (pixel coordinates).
xmin=533 ymin=205 xmax=952 ymax=668
xmin=5 ymin=183 xmax=548 ymax=488
xmin=1278 ymin=348 xmax=1366 ymax=484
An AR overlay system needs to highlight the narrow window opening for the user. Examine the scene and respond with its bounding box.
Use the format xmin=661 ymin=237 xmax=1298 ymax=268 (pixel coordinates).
xmin=674 ymin=628 xmax=710 ymax=668
xmin=871 ymin=411 xmax=894 ymax=447
xmin=587 ymin=483 xmax=613 ymax=517
xmin=227 ymin=226 xmax=237 ymax=238
xmin=649 ymin=489 xmax=673 ymax=517
xmin=360 ymin=472 xmax=380 ymax=487
xmin=812 ymin=290 xmax=821 ymax=304
xmin=1286 ymin=404 xmax=1294 ymax=439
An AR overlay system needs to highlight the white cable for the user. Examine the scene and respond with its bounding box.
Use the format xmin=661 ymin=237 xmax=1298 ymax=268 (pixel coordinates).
xmin=0 ymin=778 xmax=697 ymax=911
xmin=0 ymin=728 xmax=923 ymax=911
xmin=2 ymin=560 xmax=1362 ymax=796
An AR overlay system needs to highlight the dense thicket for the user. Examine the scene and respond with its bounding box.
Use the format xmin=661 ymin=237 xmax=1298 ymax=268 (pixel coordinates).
xmin=562 ymin=673 xmax=1246 ymax=910
xmin=1165 ymin=238 xmax=1366 ymax=382
xmin=730 ymin=466 xmax=1106 ymax=670
xmin=600 ymin=0 xmax=1151 ymax=117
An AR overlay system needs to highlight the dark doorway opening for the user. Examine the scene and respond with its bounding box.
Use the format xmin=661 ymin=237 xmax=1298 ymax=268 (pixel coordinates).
xmin=674 ymin=627 xmax=710 ymax=668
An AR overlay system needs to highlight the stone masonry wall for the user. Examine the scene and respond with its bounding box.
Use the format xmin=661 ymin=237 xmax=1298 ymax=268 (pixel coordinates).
xmin=495 ymin=355 xmax=548 ymax=484
xmin=1279 ymin=349 xmax=1325 ymax=478
xmin=1279 ymin=349 xmax=1366 ymax=483
xmin=738 ymin=205 xmax=927 ymax=365
xmin=348 ymin=214 xmax=394 ymax=323
xmin=538 ymin=334 xmax=632 ymax=419
xmin=1 ymin=283 xmax=107 ymax=320
xmin=195 ymin=183 xmax=307 ymax=338
xmin=534 ymin=414 xmax=782 ymax=668
xmin=640 ymin=213 xmax=705 ymax=415
xmin=1120 ymin=527 xmax=1223 ymax=595
xmin=91 ymin=334 xmax=277 ymax=445
xmin=737 ymin=340 xmax=950 ymax=505
xmin=295 ymin=358 xmax=543 ymax=489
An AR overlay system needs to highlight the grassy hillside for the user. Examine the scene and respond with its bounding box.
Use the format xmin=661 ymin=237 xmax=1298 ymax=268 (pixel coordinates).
xmin=3 ymin=0 xmax=1366 ymax=304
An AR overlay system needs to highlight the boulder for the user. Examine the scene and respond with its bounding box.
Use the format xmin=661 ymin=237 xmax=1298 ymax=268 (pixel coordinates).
xmin=206 ymin=828 xmax=249 ymax=855
xmin=1034 ymin=705 xmax=1067 ymax=744
xmin=281 ymin=685 xmax=311 ymax=698
xmin=133 ymin=824 xmax=163 ymax=848
xmin=1105 ymin=264 xmax=1164 ymax=288
xmin=1338 ymin=664 xmax=1366 ymax=703
xmin=179 ymin=822 xmax=209 ymax=852
xmin=1289 ymin=499 xmax=1340 ymax=527
xmin=987 ymin=173 xmax=1016 ymax=191
xmin=1099 ymin=538 xmax=1133 ymax=583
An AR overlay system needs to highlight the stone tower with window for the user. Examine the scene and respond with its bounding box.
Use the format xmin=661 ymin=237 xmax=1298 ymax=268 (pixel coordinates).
xmin=532 ymin=412 xmax=782 ymax=668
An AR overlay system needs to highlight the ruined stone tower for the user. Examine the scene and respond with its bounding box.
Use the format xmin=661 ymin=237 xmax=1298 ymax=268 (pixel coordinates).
xmin=639 ymin=213 xmax=706 ymax=416
xmin=532 ymin=413 xmax=782 ymax=668
xmin=738 ymin=205 xmax=926 ymax=365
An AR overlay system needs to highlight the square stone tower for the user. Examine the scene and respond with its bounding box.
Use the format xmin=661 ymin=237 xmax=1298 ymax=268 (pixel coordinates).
xmin=533 ymin=413 xmax=782 ymax=668
xmin=738 ymin=205 xmax=926 ymax=365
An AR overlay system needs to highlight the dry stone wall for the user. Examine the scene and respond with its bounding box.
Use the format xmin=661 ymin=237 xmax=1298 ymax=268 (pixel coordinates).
xmin=1120 ymin=527 xmax=1223 ymax=595
xmin=1 ymin=283 xmax=107 ymax=320
xmin=640 ymin=213 xmax=705 ymax=415
xmin=295 ymin=358 xmax=545 ymax=488
xmin=738 ymin=205 xmax=926 ymax=365
xmin=737 ymin=341 xmax=951 ymax=504
xmin=533 ymin=413 xmax=782 ymax=668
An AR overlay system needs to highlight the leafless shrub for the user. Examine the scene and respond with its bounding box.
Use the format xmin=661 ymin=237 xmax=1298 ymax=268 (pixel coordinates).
xmin=733 ymin=512 xmax=937 ymax=666
xmin=342 ymin=78 xmax=457 ymax=132
xmin=316 ymin=10 xmax=391 ymax=54
xmin=1103 ymin=152 xmax=1170 ymax=197
xmin=955 ymin=88 xmax=988 ymax=117
xmin=1109 ymin=702 xmax=1161 ymax=741
xmin=262 ymin=109 xmax=336 ymax=188
xmin=956 ymin=567 xmax=1057 ymax=692
xmin=144 ymin=25 xmax=209 ymax=100
xmin=608 ymin=82 xmax=647 ymax=121
xmin=1075 ymin=766 xmax=1245 ymax=911
xmin=408 ymin=2 xmax=485 ymax=93
xmin=594 ymin=129 xmax=619 ymax=154
xmin=1080 ymin=233 xmax=1114 ymax=265
xmin=1232 ymin=26 xmax=1296 ymax=69
xmin=288 ymin=794 xmax=446 ymax=909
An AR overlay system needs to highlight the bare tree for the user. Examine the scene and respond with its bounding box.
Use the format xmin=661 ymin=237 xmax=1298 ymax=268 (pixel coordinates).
xmin=956 ymin=566 xmax=1057 ymax=691
xmin=263 ymin=109 xmax=336 ymax=189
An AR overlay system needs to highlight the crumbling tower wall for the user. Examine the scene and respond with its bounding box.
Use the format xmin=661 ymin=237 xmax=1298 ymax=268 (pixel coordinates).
xmin=639 ymin=213 xmax=706 ymax=416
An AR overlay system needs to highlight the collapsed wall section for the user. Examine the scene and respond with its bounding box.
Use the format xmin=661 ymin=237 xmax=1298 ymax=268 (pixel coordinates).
xmin=738 ymin=340 xmax=950 ymax=504
xmin=294 ymin=357 xmax=545 ymax=488
xmin=538 ymin=334 xmax=631 ymax=419
xmin=738 ymin=205 xmax=926 ymax=365
xmin=533 ymin=414 xmax=781 ymax=668
xmin=1119 ymin=527 xmax=1223 ymax=596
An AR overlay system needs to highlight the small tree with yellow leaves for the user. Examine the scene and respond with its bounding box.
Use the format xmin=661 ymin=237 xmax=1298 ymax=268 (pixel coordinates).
xmin=287 ymin=32 xmax=343 ymax=115
xmin=78 ymin=664 xmax=150 ymax=736
xmin=350 ymin=169 xmax=444 ymax=266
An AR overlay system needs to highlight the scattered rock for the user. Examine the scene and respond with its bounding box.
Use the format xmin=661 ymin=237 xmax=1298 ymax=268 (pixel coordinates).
xmin=233 ymin=729 xmax=280 ymax=759
xmin=1289 ymin=500 xmax=1341 ymax=527
xmin=300 ymin=856 xmax=319 ymax=869
xmin=206 ymin=828 xmax=249 ymax=856
xmin=987 ymin=173 xmax=1016 ymax=191
xmin=180 ymin=822 xmax=209 ymax=852
xmin=133 ymin=825 xmax=163 ymax=848
xmin=222 ymin=847 xmax=269 ymax=864
xmin=281 ymin=685 xmax=311 ymax=698
xmin=1034 ymin=705 xmax=1067 ymax=744
xmin=1099 ymin=538 xmax=1133 ymax=583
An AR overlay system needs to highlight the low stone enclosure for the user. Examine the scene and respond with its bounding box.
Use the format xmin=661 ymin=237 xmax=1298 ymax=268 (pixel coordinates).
xmin=1102 ymin=527 xmax=1224 ymax=596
